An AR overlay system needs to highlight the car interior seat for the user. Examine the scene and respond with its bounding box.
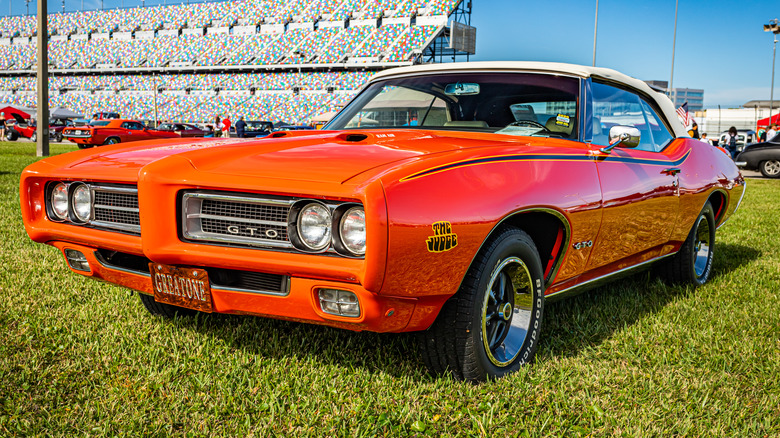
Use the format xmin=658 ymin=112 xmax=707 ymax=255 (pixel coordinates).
xmin=545 ymin=115 xmax=576 ymax=138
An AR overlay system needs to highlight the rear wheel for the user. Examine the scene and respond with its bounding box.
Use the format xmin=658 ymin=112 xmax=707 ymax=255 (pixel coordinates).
xmin=759 ymin=160 xmax=780 ymax=178
xmin=30 ymin=132 xmax=37 ymax=142
xmin=420 ymin=228 xmax=545 ymax=382
xmin=103 ymin=137 xmax=120 ymax=145
xmin=56 ymin=132 xmax=63 ymax=142
xmin=138 ymin=293 xmax=198 ymax=318
xmin=657 ymin=201 xmax=715 ymax=286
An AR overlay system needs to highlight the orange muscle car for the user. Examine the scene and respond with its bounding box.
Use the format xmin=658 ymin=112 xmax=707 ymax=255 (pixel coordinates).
xmin=62 ymin=119 xmax=179 ymax=148
xmin=20 ymin=62 xmax=745 ymax=381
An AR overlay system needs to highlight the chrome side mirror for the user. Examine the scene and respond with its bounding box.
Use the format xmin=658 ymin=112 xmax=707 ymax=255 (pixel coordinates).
xmin=601 ymin=125 xmax=641 ymax=153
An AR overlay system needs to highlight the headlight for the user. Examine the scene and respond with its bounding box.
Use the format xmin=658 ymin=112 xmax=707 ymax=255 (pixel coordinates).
xmin=50 ymin=182 xmax=69 ymax=220
xmin=297 ymin=202 xmax=331 ymax=251
xmin=71 ymin=183 xmax=92 ymax=222
xmin=339 ymin=206 xmax=366 ymax=256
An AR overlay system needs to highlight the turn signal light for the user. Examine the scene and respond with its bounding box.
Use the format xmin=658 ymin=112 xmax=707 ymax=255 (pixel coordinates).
xmin=64 ymin=249 xmax=90 ymax=272
xmin=318 ymin=289 xmax=360 ymax=318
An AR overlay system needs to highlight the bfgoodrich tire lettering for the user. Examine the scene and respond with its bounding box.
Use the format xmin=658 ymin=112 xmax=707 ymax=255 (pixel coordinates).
xmin=657 ymin=201 xmax=715 ymax=286
xmin=420 ymin=228 xmax=545 ymax=382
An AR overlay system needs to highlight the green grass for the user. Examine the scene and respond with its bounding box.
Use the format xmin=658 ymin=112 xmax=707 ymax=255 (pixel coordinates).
xmin=1 ymin=141 xmax=779 ymax=436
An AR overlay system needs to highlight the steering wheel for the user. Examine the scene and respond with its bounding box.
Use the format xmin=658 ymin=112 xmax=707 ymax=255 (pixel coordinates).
xmin=507 ymin=120 xmax=548 ymax=131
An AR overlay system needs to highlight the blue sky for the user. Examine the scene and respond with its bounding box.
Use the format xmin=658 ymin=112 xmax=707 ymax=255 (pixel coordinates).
xmin=3 ymin=0 xmax=778 ymax=108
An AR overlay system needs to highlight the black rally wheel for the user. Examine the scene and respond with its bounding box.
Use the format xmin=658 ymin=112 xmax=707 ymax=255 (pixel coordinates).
xmin=759 ymin=160 xmax=780 ymax=178
xmin=657 ymin=201 xmax=715 ymax=286
xmin=138 ymin=293 xmax=198 ymax=318
xmin=420 ymin=228 xmax=545 ymax=381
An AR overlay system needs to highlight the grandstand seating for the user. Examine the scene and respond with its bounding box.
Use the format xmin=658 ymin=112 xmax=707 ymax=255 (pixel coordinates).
xmin=0 ymin=0 xmax=466 ymax=125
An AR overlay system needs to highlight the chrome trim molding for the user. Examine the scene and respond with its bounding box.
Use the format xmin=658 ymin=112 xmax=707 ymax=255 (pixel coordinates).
xmin=545 ymin=252 xmax=675 ymax=302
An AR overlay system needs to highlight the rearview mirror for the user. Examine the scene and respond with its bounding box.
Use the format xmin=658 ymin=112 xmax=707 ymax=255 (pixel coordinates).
xmin=445 ymin=82 xmax=480 ymax=96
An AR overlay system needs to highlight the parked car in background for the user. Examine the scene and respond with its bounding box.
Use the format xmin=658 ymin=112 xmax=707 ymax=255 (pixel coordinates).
xmin=274 ymin=124 xmax=315 ymax=132
xmin=5 ymin=114 xmax=75 ymax=142
xmin=735 ymin=132 xmax=780 ymax=178
xmin=49 ymin=118 xmax=75 ymax=142
xmin=92 ymin=112 xmax=120 ymax=120
xmin=156 ymin=122 xmax=210 ymax=137
xmin=717 ymin=129 xmax=756 ymax=153
xmin=61 ymin=119 xmax=179 ymax=148
xmin=19 ymin=62 xmax=745 ymax=382
xmin=230 ymin=120 xmax=274 ymax=138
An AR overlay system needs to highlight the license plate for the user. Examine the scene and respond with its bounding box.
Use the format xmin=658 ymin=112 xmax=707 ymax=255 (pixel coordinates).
xmin=149 ymin=263 xmax=212 ymax=312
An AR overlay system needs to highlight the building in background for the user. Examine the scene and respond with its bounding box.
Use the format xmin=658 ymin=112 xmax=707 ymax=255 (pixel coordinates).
xmin=645 ymin=80 xmax=704 ymax=111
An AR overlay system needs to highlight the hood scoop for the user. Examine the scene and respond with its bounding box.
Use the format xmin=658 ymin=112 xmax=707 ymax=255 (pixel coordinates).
xmin=337 ymin=133 xmax=369 ymax=142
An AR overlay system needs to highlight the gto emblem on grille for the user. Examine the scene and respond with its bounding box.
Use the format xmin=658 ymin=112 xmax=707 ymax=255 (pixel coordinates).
xmin=226 ymin=225 xmax=280 ymax=239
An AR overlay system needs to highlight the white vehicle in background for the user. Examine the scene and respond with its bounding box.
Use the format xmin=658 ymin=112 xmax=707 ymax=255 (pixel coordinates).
xmin=717 ymin=130 xmax=757 ymax=153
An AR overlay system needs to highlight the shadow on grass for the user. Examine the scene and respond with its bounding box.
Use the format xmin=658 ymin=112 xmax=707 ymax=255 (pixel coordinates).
xmin=155 ymin=242 xmax=760 ymax=378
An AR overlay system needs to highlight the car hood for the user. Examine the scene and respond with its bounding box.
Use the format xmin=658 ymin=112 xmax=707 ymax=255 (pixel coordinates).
xmin=180 ymin=130 xmax=522 ymax=184
xmin=58 ymin=130 xmax=525 ymax=184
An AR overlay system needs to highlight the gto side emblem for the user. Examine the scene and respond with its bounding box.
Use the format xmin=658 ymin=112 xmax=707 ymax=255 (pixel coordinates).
xmin=573 ymin=240 xmax=594 ymax=250
xmin=427 ymin=221 xmax=458 ymax=253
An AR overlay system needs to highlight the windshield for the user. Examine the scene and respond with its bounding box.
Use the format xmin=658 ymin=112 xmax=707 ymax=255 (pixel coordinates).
xmin=246 ymin=121 xmax=272 ymax=131
xmin=326 ymin=72 xmax=580 ymax=139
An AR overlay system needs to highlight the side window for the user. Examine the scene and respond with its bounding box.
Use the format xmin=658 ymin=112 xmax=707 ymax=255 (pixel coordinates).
xmin=591 ymin=82 xmax=655 ymax=152
xmin=639 ymin=100 xmax=674 ymax=151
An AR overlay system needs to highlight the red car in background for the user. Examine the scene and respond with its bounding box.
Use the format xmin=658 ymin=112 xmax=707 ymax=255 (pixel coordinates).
xmin=4 ymin=114 xmax=76 ymax=142
xmin=62 ymin=119 xmax=179 ymax=148
xmin=155 ymin=122 xmax=210 ymax=137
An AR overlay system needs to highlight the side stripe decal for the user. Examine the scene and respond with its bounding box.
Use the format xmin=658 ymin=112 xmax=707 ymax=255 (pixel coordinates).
xmin=400 ymin=150 xmax=691 ymax=182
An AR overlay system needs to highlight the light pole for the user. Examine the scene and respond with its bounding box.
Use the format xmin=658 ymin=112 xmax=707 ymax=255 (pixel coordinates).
xmin=592 ymin=0 xmax=598 ymax=67
xmin=764 ymin=19 xmax=780 ymax=125
xmin=669 ymin=0 xmax=679 ymax=106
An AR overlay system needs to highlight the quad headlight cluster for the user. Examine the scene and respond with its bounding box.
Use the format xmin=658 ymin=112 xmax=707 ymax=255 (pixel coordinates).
xmin=290 ymin=201 xmax=366 ymax=257
xmin=47 ymin=182 xmax=93 ymax=223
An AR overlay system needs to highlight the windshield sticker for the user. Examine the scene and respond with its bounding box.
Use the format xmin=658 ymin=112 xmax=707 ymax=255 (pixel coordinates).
xmin=427 ymin=221 xmax=458 ymax=253
xmin=556 ymin=114 xmax=570 ymax=127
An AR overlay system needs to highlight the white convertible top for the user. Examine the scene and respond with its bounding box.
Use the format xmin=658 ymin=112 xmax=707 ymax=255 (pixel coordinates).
xmin=369 ymin=61 xmax=688 ymax=138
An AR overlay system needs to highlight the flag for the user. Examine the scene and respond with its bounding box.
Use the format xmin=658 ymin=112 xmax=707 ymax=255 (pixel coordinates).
xmin=676 ymin=102 xmax=689 ymax=126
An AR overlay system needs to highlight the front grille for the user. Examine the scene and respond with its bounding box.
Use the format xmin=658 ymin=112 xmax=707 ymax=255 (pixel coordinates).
xmin=91 ymin=185 xmax=141 ymax=234
xmin=182 ymin=192 xmax=295 ymax=249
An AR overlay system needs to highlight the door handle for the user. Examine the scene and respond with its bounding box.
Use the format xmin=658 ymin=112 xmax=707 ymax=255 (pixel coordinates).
xmin=662 ymin=167 xmax=681 ymax=176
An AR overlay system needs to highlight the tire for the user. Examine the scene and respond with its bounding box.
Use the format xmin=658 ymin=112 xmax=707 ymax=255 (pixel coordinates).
xmin=759 ymin=160 xmax=780 ymax=178
xmin=76 ymin=143 xmax=90 ymax=149
xmin=138 ymin=293 xmax=198 ymax=318
xmin=6 ymin=129 xmax=18 ymax=141
xmin=30 ymin=132 xmax=37 ymax=142
xmin=420 ymin=228 xmax=545 ymax=382
xmin=657 ymin=201 xmax=715 ymax=286
xmin=56 ymin=132 xmax=63 ymax=142
xmin=103 ymin=137 xmax=120 ymax=145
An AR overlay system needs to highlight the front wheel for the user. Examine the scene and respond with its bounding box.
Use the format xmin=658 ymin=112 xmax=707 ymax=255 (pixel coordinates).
xmin=420 ymin=228 xmax=545 ymax=382
xmin=657 ymin=201 xmax=715 ymax=286
xmin=759 ymin=160 xmax=780 ymax=178
xmin=6 ymin=129 xmax=18 ymax=141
